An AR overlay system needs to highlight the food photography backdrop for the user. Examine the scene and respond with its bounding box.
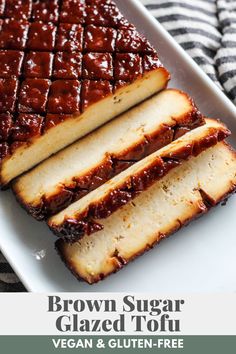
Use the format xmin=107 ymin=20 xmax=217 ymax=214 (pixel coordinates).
xmin=0 ymin=0 xmax=236 ymax=292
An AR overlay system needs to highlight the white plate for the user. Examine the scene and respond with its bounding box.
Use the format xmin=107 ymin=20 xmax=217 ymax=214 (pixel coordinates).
xmin=1 ymin=0 xmax=236 ymax=292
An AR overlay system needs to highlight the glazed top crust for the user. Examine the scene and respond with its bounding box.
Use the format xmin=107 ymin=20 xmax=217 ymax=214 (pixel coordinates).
xmin=0 ymin=0 xmax=164 ymax=162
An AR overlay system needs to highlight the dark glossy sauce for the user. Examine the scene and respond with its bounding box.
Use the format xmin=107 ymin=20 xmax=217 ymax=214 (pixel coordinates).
xmin=0 ymin=0 xmax=166 ymax=162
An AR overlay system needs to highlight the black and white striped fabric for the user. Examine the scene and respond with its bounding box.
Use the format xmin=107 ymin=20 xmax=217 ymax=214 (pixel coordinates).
xmin=0 ymin=0 xmax=235 ymax=292
xmin=0 ymin=253 xmax=26 ymax=291
xmin=144 ymin=0 xmax=236 ymax=103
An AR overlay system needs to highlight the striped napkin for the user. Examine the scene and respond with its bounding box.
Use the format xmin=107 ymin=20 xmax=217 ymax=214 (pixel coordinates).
xmin=143 ymin=0 xmax=236 ymax=104
xmin=0 ymin=0 xmax=236 ymax=292
xmin=0 ymin=253 xmax=26 ymax=291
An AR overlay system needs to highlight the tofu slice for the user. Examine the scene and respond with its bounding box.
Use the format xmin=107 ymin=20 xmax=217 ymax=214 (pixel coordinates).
xmin=0 ymin=68 xmax=169 ymax=187
xmin=13 ymin=89 xmax=203 ymax=220
xmin=56 ymin=142 xmax=236 ymax=284
xmin=49 ymin=119 xmax=230 ymax=241
xmin=1 ymin=0 xmax=171 ymax=186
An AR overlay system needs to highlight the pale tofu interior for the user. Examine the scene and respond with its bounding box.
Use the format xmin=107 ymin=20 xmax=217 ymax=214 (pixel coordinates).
xmin=14 ymin=88 xmax=193 ymax=207
xmin=2 ymin=68 xmax=169 ymax=186
xmin=58 ymin=143 xmax=236 ymax=283
xmin=49 ymin=118 xmax=227 ymax=226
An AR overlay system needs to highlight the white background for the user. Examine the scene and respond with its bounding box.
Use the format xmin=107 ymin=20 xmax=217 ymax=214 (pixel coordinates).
xmin=0 ymin=294 xmax=235 ymax=335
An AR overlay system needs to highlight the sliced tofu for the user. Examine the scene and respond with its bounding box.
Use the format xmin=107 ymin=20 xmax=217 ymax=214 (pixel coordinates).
xmin=56 ymin=142 xmax=236 ymax=284
xmin=0 ymin=67 xmax=170 ymax=187
xmin=49 ymin=118 xmax=230 ymax=241
xmin=13 ymin=89 xmax=203 ymax=220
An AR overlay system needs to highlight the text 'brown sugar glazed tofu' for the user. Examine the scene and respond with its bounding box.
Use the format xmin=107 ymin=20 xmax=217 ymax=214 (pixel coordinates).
xmin=56 ymin=142 xmax=236 ymax=284
xmin=49 ymin=118 xmax=230 ymax=241
xmin=13 ymin=89 xmax=204 ymax=220
xmin=0 ymin=0 xmax=170 ymax=187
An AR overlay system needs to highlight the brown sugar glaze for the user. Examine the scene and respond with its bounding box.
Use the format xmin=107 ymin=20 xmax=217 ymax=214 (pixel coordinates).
xmin=49 ymin=126 xmax=229 ymax=241
xmin=16 ymin=108 xmax=204 ymax=221
xmin=0 ymin=0 xmax=168 ymax=164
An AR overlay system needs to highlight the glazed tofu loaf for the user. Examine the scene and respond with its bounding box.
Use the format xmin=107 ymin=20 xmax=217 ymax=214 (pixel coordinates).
xmin=0 ymin=0 xmax=170 ymax=187
xmin=13 ymin=89 xmax=203 ymax=220
xmin=56 ymin=142 xmax=236 ymax=284
xmin=49 ymin=118 xmax=230 ymax=241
